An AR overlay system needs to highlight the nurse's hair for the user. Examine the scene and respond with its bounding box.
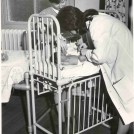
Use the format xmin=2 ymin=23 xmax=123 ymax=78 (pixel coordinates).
xmin=57 ymin=6 xmax=98 ymax=34
xmin=49 ymin=0 xmax=61 ymax=4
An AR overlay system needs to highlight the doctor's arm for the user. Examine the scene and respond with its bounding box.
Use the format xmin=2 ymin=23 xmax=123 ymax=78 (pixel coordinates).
xmin=80 ymin=33 xmax=114 ymax=65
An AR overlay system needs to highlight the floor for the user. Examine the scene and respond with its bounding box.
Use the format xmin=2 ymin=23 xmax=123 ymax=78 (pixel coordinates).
xmin=2 ymin=90 xmax=133 ymax=134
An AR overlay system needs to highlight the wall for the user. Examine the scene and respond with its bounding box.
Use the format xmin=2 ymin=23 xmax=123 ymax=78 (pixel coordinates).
xmin=75 ymin=0 xmax=100 ymax=11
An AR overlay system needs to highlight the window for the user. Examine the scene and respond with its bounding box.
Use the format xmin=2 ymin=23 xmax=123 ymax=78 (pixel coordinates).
xmin=1 ymin=0 xmax=74 ymax=29
xmin=1 ymin=0 xmax=52 ymax=29
xmin=7 ymin=0 xmax=34 ymax=21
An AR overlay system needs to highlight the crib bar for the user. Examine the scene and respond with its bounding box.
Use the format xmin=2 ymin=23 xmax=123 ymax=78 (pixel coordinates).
xmin=78 ymin=83 xmax=81 ymax=133
xmin=72 ymin=85 xmax=77 ymax=134
xmin=67 ymin=83 xmax=72 ymax=134
xmin=82 ymin=82 xmax=86 ymax=130
xmin=97 ymin=76 xmax=101 ymax=123
xmin=92 ymin=78 xmax=96 ymax=125
xmin=29 ymin=14 xmax=62 ymax=94
xmin=101 ymin=94 xmax=104 ymax=121
xmin=88 ymin=80 xmax=92 ymax=127
xmin=50 ymin=20 xmax=55 ymax=79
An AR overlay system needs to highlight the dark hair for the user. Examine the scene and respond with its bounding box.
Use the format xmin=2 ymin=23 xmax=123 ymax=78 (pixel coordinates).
xmin=49 ymin=0 xmax=61 ymax=4
xmin=57 ymin=6 xmax=98 ymax=34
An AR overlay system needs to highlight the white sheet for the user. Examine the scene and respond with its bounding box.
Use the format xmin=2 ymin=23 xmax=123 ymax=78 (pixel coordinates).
xmin=1 ymin=50 xmax=29 ymax=103
xmin=61 ymin=61 xmax=99 ymax=78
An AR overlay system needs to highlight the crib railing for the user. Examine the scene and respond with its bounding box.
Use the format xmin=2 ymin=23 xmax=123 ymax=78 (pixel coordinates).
xmin=28 ymin=14 xmax=64 ymax=134
xmin=66 ymin=75 xmax=113 ymax=134
xmin=28 ymin=14 xmax=64 ymax=94
xmin=1 ymin=29 xmax=27 ymax=50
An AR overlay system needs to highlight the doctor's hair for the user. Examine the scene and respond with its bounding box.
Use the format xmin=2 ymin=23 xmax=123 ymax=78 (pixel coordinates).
xmin=56 ymin=6 xmax=98 ymax=34
xmin=49 ymin=0 xmax=61 ymax=4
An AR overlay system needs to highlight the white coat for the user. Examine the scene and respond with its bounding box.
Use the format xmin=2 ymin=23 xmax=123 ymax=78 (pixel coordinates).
xmin=86 ymin=13 xmax=134 ymax=124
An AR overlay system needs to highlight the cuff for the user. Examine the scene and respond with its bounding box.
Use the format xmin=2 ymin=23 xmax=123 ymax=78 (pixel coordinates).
xmin=86 ymin=50 xmax=92 ymax=62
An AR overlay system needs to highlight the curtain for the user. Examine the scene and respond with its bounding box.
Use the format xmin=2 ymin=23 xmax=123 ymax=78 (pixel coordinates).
xmin=105 ymin=0 xmax=126 ymax=23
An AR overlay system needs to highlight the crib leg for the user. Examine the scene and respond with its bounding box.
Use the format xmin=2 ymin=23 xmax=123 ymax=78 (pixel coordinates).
xmin=30 ymin=75 xmax=37 ymax=134
xmin=58 ymin=87 xmax=62 ymax=134
xmin=24 ymin=72 xmax=33 ymax=134
xmin=26 ymin=90 xmax=32 ymax=134
xmin=13 ymin=72 xmax=33 ymax=134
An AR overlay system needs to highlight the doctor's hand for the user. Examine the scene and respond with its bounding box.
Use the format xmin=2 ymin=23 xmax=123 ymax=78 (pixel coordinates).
xmin=77 ymin=43 xmax=87 ymax=52
xmin=80 ymin=48 xmax=88 ymax=56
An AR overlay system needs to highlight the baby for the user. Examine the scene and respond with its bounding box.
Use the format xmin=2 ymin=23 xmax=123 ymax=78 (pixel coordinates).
xmin=50 ymin=36 xmax=87 ymax=65
xmin=61 ymin=36 xmax=88 ymax=65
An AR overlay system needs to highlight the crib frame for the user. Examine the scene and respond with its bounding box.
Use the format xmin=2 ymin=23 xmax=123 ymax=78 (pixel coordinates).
xmin=28 ymin=14 xmax=64 ymax=134
xmin=28 ymin=10 xmax=122 ymax=134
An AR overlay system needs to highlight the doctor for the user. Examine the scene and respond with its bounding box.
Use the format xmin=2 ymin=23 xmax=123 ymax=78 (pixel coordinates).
xmin=57 ymin=6 xmax=133 ymax=134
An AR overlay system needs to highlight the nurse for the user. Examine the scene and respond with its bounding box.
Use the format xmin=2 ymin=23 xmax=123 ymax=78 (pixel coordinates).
xmin=57 ymin=6 xmax=133 ymax=134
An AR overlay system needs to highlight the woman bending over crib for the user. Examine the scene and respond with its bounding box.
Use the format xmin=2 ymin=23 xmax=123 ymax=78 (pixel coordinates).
xmin=56 ymin=6 xmax=134 ymax=134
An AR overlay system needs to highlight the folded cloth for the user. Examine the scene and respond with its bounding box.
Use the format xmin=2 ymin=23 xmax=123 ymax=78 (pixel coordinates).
xmin=1 ymin=50 xmax=29 ymax=103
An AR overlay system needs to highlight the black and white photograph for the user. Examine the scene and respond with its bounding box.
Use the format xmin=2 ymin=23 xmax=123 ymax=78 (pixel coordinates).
xmin=1 ymin=0 xmax=133 ymax=134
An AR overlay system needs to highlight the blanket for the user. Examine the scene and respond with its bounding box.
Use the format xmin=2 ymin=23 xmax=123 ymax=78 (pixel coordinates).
xmin=1 ymin=50 xmax=29 ymax=103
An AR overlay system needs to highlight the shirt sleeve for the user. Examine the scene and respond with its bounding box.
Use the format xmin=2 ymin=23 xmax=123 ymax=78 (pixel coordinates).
xmin=86 ymin=32 xmax=113 ymax=64
xmin=86 ymin=14 xmax=116 ymax=64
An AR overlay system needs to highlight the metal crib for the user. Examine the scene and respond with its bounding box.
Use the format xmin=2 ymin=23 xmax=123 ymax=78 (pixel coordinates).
xmin=27 ymin=10 xmax=123 ymax=133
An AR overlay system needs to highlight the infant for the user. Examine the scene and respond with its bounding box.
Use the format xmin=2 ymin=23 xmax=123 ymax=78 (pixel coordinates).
xmin=50 ymin=37 xmax=87 ymax=65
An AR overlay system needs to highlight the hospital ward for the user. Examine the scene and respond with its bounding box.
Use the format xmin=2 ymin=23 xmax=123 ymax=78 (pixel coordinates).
xmin=1 ymin=0 xmax=134 ymax=134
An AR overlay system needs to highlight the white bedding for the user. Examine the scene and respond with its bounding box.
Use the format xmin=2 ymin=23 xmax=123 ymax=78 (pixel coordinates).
xmin=1 ymin=50 xmax=29 ymax=103
xmin=61 ymin=43 xmax=100 ymax=78
xmin=61 ymin=61 xmax=99 ymax=78
xmin=1 ymin=49 xmax=99 ymax=103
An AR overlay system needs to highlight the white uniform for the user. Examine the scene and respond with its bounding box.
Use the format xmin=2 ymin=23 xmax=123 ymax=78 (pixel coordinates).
xmin=86 ymin=13 xmax=134 ymax=124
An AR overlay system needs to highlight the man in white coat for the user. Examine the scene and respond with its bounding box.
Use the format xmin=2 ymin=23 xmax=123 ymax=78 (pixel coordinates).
xmin=57 ymin=6 xmax=133 ymax=134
